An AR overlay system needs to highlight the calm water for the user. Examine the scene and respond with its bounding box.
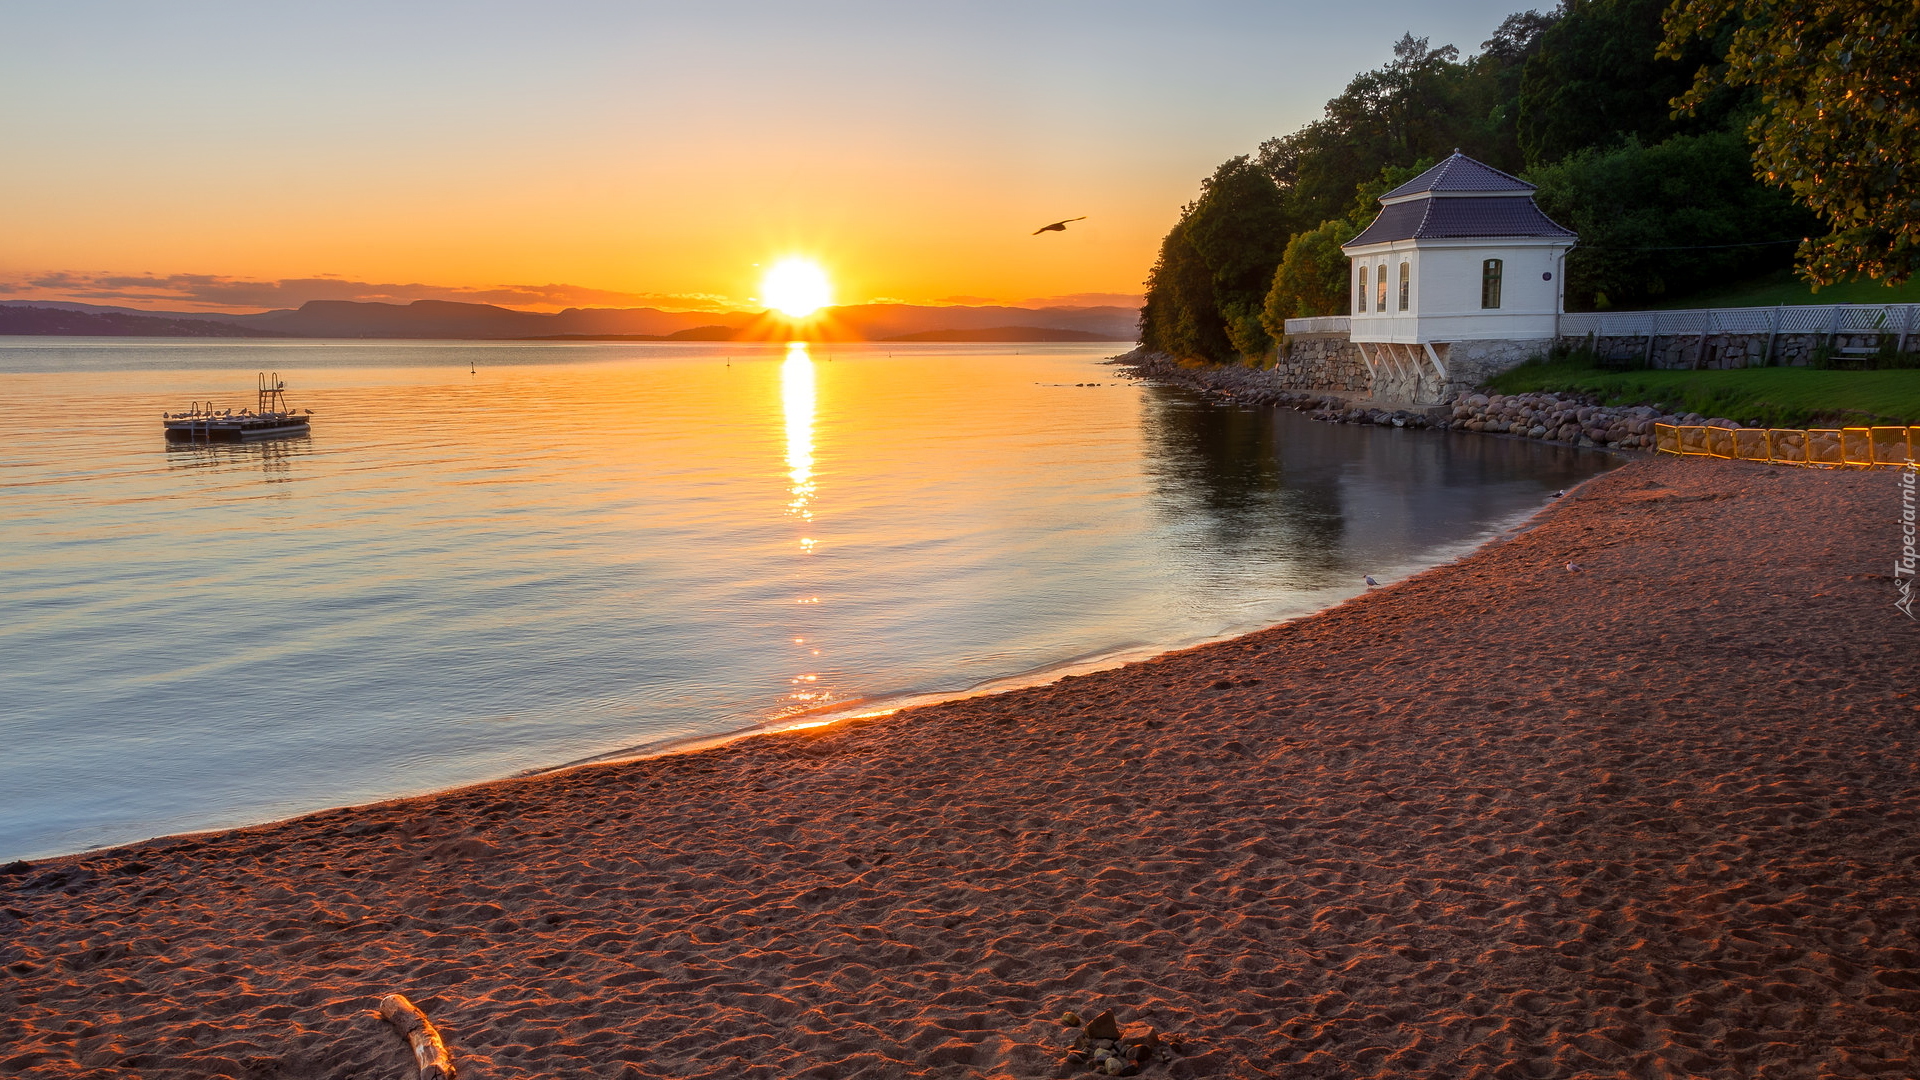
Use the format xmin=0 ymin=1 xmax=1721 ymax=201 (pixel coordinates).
xmin=0 ymin=339 xmax=1617 ymax=860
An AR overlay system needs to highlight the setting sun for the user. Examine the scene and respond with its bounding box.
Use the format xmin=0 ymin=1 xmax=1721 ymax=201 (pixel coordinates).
xmin=760 ymin=258 xmax=833 ymax=318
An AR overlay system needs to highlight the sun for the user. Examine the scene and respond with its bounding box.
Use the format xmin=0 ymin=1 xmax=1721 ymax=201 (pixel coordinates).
xmin=760 ymin=258 xmax=833 ymax=318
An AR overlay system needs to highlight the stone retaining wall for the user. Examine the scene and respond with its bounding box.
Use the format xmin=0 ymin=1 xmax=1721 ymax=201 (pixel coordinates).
xmin=1273 ymin=333 xmax=1369 ymax=394
xmin=1578 ymin=331 xmax=1885 ymax=370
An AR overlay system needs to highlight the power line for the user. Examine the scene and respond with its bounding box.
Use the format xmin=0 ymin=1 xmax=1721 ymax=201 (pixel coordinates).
xmin=1623 ymin=238 xmax=1804 ymax=252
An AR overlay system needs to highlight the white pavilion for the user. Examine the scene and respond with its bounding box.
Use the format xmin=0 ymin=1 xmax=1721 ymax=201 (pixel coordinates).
xmin=1341 ymin=151 xmax=1576 ymax=402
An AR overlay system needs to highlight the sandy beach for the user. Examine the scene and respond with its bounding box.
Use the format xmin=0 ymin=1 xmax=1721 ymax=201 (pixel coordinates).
xmin=3 ymin=455 xmax=1917 ymax=1080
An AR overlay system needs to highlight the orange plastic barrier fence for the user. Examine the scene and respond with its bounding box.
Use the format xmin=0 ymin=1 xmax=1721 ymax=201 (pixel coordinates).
xmin=1654 ymin=424 xmax=1919 ymax=467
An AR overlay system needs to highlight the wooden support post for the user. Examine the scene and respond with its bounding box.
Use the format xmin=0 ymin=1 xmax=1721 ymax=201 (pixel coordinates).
xmin=1421 ymin=341 xmax=1448 ymax=379
xmin=1355 ymin=341 xmax=1378 ymax=380
xmin=379 ymin=994 xmax=456 ymax=1080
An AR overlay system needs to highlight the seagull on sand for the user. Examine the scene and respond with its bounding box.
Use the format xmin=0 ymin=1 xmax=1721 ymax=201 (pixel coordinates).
xmin=1032 ymin=216 xmax=1087 ymax=235
xmin=1364 ymin=575 xmax=1379 ymax=587
xmin=1549 ymin=489 xmax=1566 ymax=498
xmin=1566 ymin=562 xmax=1583 ymax=572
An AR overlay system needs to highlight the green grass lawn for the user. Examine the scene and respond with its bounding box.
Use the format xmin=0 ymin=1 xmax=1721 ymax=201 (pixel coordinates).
xmin=1484 ymin=363 xmax=1920 ymax=426
xmin=1621 ymin=269 xmax=1920 ymax=311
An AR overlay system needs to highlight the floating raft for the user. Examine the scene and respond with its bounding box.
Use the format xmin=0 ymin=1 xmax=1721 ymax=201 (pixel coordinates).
xmin=164 ymin=372 xmax=312 ymax=443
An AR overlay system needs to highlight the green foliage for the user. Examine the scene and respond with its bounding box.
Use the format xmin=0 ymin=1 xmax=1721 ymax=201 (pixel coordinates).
xmin=1257 ymin=31 xmax=1542 ymax=236
xmin=1260 ymin=220 xmax=1354 ymax=333
xmin=1258 ymin=163 xmax=1433 ymax=334
xmin=1140 ymin=157 xmax=1289 ymax=363
xmin=1140 ymin=221 xmax=1231 ymax=363
xmin=1662 ymin=0 xmax=1920 ymax=285
xmin=1514 ymin=0 xmax=1742 ymax=167
xmin=1633 ymin=266 xmax=1920 ymax=309
xmin=1527 ymin=131 xmax=1819 ymax=309
xmin=1484 ymin=361 xmax=1920 ymax=425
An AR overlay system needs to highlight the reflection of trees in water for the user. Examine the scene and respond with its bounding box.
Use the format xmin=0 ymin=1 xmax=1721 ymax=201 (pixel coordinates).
xmin=165 ymin=437 xmax=309 ymax=487
xmin=1140 ymin=388 xmax=1348 ymax=576
xmin=1140 ymin=388 xmax=1618 ymax=578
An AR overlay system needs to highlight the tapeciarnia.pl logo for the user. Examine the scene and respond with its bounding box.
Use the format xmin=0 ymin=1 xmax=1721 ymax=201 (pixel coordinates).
xmin=1899 ymin=464 xmax=1917 ymax=619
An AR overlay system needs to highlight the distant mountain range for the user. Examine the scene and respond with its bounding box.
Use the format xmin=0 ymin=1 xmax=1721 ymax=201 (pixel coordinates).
xmin=0 ymin=298 xmax=1139 ymax=342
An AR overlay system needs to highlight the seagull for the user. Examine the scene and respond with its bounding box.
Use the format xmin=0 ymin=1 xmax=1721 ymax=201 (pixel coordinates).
xmin=1033 ymin=216 xmax=1087 ymax=235
xmin=1566 ymin=562 xmax=1583 ymax=572
xmin=1364 ymin=575 xmax=1379 ymax=587
xmin=1549 ymin=489 xmax=1566 ymax=498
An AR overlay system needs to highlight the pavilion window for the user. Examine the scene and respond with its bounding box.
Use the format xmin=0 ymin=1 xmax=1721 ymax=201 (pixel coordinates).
xmin=1481 ymin=258 xmax=1503 ymax=309
xmin=1375 ymin=263 xmax=1388 ymax=311
xmin=1398 ymin=262 xmax=1410 ymax=311
xmin=1356 ymin=265 xmax=1367 ymax=313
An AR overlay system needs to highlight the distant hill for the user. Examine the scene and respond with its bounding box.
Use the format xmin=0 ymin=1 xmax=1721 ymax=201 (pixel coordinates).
xmin=0 ymin=304 xmax=285 ymax=337
xmin=524 ymin=325 xmax=740 ymax=342
xmin=880 ymin=326 xmax=1119 ymax=342
xmin=0 ymin=297 xmax=1140 ymax=342
xmin=827 ymin=303 xmax=1135 ymax=340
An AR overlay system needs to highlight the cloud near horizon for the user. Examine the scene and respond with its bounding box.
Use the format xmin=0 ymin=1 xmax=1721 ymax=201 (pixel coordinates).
xmin=4 ymin=272 xmax=741 ymax=314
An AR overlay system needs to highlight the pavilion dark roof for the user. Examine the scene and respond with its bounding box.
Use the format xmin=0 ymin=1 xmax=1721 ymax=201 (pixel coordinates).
xmin=1344 ymin=196 xmax=1575 ymax=247
xmin=1379 ymin=152 xmax=1536 ymax=199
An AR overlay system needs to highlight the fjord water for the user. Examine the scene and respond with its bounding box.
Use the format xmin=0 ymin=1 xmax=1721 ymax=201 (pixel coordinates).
xmin=0 ymin=340 xmax=1615 ymax=860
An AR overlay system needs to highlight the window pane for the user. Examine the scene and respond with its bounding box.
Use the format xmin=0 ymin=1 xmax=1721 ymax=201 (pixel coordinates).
xmin=1376 ymin=264 xmax=1387 ymax=311
xmin=1398 ymin=262 xmax=1410 ymax=311
xmin=1356 ymin=266 xmax=1367 ymax=313
xmin=1481 ymin=259 xmax=1503 ymax=309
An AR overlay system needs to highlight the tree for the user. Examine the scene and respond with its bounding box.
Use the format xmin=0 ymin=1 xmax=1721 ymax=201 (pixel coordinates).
xmin=1527 ymin=131 xmax=1818 ymax=308
xmin=1140 ymin=157 xmax=1290 ymax=363
xmin=1260 ymin=220 xmax=1354 ymax=333
xmin=1515 ymin=0 xmax=1742 ymax=167
xmin=1260 ymin=163 xmax=1435 ymax=335
xmin=1140 ymin=219 xmax=1232 ymax=363
xmin=1257 ymin=35 xmax=1488 ymax=236
xmin=1661 ymin=0 xmax=1920 ymax=284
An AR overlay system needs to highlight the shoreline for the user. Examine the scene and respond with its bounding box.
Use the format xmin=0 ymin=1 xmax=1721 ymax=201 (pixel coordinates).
xmin=1110 ymin=345 xmax=1741 ymax=450
xmin=6 ymin=455 xmax=1916 ymax=1079
xmin=7 ymin=460 xmax=1587 ymax=867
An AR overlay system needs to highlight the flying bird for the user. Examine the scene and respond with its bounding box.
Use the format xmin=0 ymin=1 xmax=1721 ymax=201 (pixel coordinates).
xmin=1033 ymin=216 xmax=1087 ymax=235
xmin=1364 ymin=575 xmax=1379 ymax=587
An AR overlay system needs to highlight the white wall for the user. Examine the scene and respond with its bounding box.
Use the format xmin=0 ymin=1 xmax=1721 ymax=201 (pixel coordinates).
xmin=1348 ymin=240 xmax=1568 ymax=344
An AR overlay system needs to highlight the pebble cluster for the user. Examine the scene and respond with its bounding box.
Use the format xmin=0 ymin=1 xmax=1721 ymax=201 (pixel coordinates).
xmin=1058 ymin=1008 xmax=1174 ymax=1077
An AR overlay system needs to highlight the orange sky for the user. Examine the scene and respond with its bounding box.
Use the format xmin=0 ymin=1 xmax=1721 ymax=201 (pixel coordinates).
xmin=0 ymin=2 xmax=1530 ymax=313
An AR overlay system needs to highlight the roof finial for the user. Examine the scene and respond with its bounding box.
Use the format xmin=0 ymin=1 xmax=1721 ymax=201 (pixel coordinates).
xmin=1453 ymin=147 xmax=1461 ymax=155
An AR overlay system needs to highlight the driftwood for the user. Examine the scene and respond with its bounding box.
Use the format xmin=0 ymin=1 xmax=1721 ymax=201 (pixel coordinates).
xmin=377 ymin=993 xmax=456 ymax=1080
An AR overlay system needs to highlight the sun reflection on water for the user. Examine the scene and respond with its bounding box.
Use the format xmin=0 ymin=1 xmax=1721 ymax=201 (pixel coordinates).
xmin=783 ymin=341 xmax=816 ymax=531
xmin=780 ymin=340 xmax=827 ymax=713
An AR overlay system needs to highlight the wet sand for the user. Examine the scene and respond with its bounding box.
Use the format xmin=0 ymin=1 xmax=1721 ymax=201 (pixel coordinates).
xmin=3 ymin=456 xmax=1917 ymax=1080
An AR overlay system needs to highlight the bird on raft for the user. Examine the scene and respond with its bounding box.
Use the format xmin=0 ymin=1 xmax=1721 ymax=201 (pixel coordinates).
xmin=1032 ymin=216 xmax=1087 ymax=235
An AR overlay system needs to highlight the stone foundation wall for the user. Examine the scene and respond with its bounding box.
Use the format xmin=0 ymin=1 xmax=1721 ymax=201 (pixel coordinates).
xmin=1574 ymin=331 xmax=1886 ymax=369
xmin=1273 ymin=333 xmax=1369 ymax=394
xmin=1274 ymin=335 xmax=1551 ymax=405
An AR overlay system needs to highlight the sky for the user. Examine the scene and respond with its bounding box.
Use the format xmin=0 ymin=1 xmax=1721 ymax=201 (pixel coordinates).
xmin=2 ymin=0 xmax=1536 ymax=313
